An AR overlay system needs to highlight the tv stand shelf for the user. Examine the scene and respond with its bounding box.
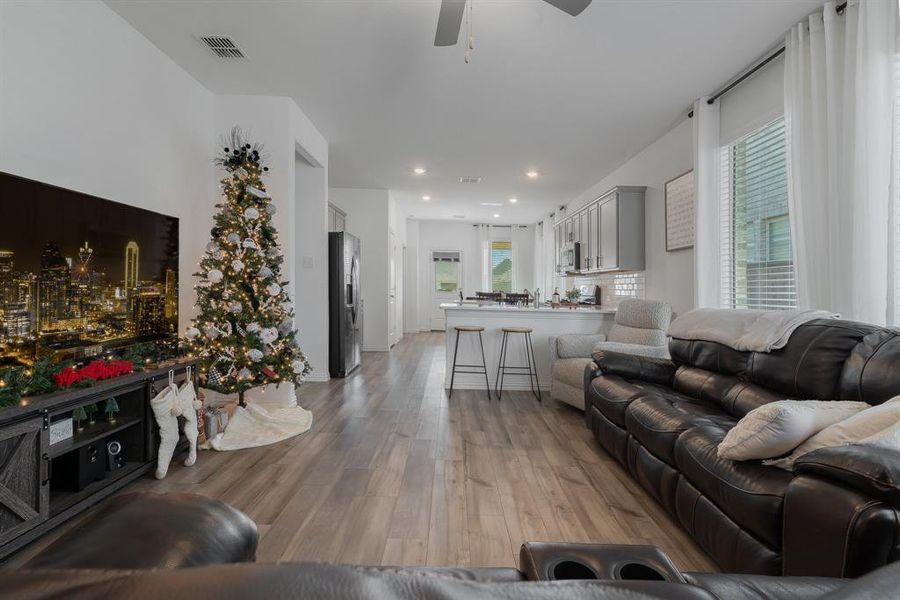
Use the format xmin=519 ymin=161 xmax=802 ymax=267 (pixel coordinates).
xmin=0 ymin=360 xmax=197 ymax=561
xmin=48 ymin=417 xmax=142 ymax=458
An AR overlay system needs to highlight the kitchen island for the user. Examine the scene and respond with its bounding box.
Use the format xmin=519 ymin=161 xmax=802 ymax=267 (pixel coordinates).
xmin=440 ymin=303 xmax=616 ymax=393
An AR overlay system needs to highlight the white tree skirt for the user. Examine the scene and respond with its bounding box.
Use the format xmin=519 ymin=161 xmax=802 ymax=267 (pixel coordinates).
xmin=201 ymin=384 xmax=313 ymax=451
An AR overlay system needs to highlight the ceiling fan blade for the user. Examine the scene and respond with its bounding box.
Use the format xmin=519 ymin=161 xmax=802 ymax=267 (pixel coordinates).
xmin=542 ymin=0 xmax=592 ymax=17
xmin=434 ymin=0 xmax=466 ymax=47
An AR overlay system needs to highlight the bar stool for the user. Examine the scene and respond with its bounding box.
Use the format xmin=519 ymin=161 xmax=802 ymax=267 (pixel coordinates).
xmin=495 ymin=327 xmax=541 ymax=402
xmin=449 ymin=326 xmax=491 ymax=400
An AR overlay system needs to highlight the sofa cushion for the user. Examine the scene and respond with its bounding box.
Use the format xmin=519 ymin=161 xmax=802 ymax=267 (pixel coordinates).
xmin=839 ymin=328 xmax=900 ymax=405
xmin=718 ymin=400 xmax=868 ymax=461
xmin=556 ymin=334 xmax=605 ymax=359
xmin=589 ymin=375 xmax=646 ymax=426
xmin=674 ymin=424 xmax=793 ymax=549
xmin=766 ymin=396 xmax=900 ymax=470
xmin=626 ymin=395 xmax=735 ymax=466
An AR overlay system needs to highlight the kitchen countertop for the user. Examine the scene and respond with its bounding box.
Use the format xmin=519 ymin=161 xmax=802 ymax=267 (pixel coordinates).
xmin=440 ymin=302 xmax=616 ymax=315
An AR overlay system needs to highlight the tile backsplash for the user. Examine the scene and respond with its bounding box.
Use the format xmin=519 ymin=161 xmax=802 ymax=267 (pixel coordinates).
xmin=565 ymin=271 xmax=646 ymax=308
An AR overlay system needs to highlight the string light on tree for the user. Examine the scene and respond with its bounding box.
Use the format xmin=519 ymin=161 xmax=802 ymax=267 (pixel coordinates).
xmin=185 ymin=127 xmax=312 ymax=406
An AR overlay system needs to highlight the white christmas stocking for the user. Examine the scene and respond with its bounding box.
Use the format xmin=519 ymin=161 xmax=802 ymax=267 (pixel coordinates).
xmin=150 ymin=378 xmax=179 ymax=480
xmin=178 ymin=367 xmax=201 ymax=467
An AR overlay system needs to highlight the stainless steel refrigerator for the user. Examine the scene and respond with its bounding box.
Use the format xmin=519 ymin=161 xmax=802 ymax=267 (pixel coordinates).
xmin=329 ymin=232 xmax=361 ymax=377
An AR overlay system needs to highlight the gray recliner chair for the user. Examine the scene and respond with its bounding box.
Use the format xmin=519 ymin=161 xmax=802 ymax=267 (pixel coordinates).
xmin=549 ymin=299 xmax=672 ymax=410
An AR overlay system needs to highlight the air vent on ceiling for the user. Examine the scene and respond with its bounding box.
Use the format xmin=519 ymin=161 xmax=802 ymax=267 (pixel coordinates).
xmin=459 ymin=176 xmax=482 ymax=184
xmin=198 ymin=36 xmax=247 ymax=59
xmin=452 ymin=215 xmax=466 ymax=219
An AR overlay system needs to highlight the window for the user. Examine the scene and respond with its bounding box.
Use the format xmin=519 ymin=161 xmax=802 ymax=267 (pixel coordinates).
xmin=720 ymin=117 xmax=797 ymax=310
xmin=490 ymin=241 xmax=512 ymax=292
xmin=433 ymin=251 xmax=460 ymax=293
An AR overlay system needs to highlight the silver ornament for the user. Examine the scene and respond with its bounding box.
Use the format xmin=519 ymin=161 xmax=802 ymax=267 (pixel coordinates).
xmin=207 ymin=269 xmax=223 ymax=284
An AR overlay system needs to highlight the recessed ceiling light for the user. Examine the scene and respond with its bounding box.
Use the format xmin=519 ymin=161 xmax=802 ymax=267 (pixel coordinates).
xmin=509 ymin=197 xmax=518 ymax=203
xmin=413 ymin=167 xmax=426 ymax=175
xmin=480 ymin=202 xmax=502 ymax=206
xmin=493 ymin=213 xmax=500 ymax=218
xmin=422 ymin=195 xmax=431 ymax=201
xmin=525 ymin=170 xmax=539 ymax=179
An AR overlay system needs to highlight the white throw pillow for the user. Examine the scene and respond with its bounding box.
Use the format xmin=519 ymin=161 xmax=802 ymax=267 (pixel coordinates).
xmin=765 ymin=396 xmax=900 ymax=470
xmin=718 ymin=400 xmax=868 ymax=461
xmin=858 ymin=419 xmax=900 ymax=451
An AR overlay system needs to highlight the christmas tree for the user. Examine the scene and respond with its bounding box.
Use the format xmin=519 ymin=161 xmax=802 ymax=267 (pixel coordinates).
xmin=186 ymin=129 xmax=311 ymax=406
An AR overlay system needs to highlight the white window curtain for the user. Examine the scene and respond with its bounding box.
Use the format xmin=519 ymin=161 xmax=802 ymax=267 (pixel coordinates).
xmin=784 ymin=0 xmax=899 ymax=324
xmin=475 ymin=224 xmax=491 ymax=291
xmin=511 ymin=225 xmax=532 ymax=292
xmin=693 ymin=96 xmax=722 ymax=308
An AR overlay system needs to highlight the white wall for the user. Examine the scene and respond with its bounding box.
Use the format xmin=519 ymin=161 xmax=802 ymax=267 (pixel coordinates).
xmin=408 ymin=221 xmax=535 ymax=331
xmin=329 ymin=188 xmax=392 ymax=350
xmin=550 ymin=120 xmax=694 ymax=315
xmin=0 ymin=1 xmax=332 ymax=381
xmin=0 ymin=0 xmax=216 ymax=331
xmin=541 ymin=57 xmax=788 ymax=317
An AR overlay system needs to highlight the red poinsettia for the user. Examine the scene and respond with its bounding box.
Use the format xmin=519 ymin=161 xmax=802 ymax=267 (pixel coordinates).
xmin=53 ymin=360 xmax=134 ymax=388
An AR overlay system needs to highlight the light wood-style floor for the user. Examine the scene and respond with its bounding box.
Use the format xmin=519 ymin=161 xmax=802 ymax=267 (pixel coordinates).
xmin=11 ymin=332 xmax=715 ymax=571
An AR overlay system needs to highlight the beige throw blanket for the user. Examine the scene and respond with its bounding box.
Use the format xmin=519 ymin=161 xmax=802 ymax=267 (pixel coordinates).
xmin=667 ymin=308 xmax=838 ymax=353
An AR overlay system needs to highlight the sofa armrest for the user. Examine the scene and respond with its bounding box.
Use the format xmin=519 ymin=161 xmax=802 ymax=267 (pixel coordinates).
xmin=551 ymin=333 xmax=607 ymax=361
xmin=793 ymin=445 xmax=900 ymax=507
xmin=588 ymin=350 xmax=677 ymax=386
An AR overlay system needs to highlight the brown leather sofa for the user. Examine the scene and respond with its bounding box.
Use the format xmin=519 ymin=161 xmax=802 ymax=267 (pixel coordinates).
xmin=584 ymin=318 xmax=900 ymax=577
xmin=7 ymin=491 xmax=900 ymax=600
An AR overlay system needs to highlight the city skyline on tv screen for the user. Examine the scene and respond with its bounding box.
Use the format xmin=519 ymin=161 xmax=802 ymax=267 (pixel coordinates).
xmin=0 ymin=172 xmax=179 ymax=367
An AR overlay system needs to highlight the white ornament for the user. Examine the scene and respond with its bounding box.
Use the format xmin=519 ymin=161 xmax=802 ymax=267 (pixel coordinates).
xmin=207 ymin=269 xmax=223 ymax=284
xmin=204 ymin=325 xmax=220 ymax=340
xmin=234 ymin=167 xmax=249 ymax=180
xmin=247 ymin=186 xmax=267 ymax=199
xmin=243 ymin=207 xmax=260 ymax=220
xmin=206 ymin=242 xmax=220 ymax=253
xmin=220 ymin=321 xmax=233 ymax=335
xmin=267 ymin=283 xmax=282 ymax=297
xmin=214 ymin=249 xmax=226 ymax=260
xmin=243 ymin=239 xmax=257 ymax=250
xmin=265 ymin=203 xmax=277 ymax=216
xmin=268 ymin=247 xmax=281 ymax=258
xmin=227 ymin=232 xmax=241 ymax=244
xmin=258 ymin=266 xmax=273 ymax=279
xmin=291 ymin=360 xmax=305 ymax=374
xmin=231 ymin=259 xmax=244 ymax=273
xmin=247 ymin=322 xmax=262 ymax=333
xmin=238 ymin=367 xmax=252 ymax=380
xmin=185 ymin=327 xmax=200 ymax=340
xmin=247 ymin=349 xmax=264 ymax=362
xmin=229 ymin=301 xmax=243 ymax=314
xmin=278 ymin=319 xmax=293 ymax=335
xmin=260 ymin=327 xmax=279 ymax=344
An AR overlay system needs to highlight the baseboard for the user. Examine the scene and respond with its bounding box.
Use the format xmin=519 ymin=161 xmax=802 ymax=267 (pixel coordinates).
xmin=362 ymin=345 xmax=390 ymax=352
xmin=304 ymin=370 xmax=331 ymax=383
xmin=444 ymin=380 xmax=550 ymax=392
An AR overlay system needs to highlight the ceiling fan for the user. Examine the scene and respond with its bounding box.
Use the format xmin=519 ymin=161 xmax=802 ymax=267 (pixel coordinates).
xmin=434 ymin=0 xmax=592 ymax=47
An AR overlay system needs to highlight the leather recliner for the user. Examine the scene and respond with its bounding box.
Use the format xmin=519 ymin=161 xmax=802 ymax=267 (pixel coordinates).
xmin=584 ymin=318 xmax=900 ymax=577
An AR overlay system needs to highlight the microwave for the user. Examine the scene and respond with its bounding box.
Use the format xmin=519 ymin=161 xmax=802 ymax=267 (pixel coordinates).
xmin=560 ymin=242 xmax=581 ymax=273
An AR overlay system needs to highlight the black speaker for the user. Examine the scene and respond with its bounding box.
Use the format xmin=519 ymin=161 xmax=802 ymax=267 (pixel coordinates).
xmin=52 ymin=442 xmax=106 ymax=492
xmin=106 ymin=439 xmax=125 ymax=471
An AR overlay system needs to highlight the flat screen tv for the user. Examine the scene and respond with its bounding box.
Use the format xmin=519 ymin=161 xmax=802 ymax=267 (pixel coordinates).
xmin=0 ymin=172 xmax=179 ymax=367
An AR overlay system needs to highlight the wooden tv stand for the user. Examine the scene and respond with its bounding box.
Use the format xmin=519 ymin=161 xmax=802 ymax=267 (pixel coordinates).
xmin=0 ymin=360 xmax=197 ymax=560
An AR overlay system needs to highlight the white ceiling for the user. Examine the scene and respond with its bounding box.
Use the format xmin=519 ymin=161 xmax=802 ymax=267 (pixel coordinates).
xmin=105 ymin=0 xmax=821 ymax=224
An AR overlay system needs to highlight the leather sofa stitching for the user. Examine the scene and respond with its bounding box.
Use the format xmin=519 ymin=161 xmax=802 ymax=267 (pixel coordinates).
xmin=852 ymin=334 xmax=894 ymax=402
xmin=840 ymin=500 xmax=880 ymax=578
xmin=793 ymin=328 xmax=831 ymax=396
xmin=799 ymin=460 xmax=899 ymax=493
xmin=683 ymin=445 xmax=786 ymax=499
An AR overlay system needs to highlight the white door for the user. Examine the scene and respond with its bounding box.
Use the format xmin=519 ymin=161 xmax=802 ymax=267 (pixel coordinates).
xmin=389 ymin=231 xmax=397 ymax=347
xmin=430 ymin=250 xmax=461 ymax=330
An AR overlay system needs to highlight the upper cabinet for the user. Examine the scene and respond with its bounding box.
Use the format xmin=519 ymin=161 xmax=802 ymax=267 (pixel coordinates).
xmin=553 ymin=186 xmax=645 ymax=275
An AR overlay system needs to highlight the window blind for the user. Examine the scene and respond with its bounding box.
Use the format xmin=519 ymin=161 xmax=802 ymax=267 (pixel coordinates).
xmin=490 ymin=241 xmax=512 ymax=292
xmin=720 ymin=117 xmax=797 ymax=310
